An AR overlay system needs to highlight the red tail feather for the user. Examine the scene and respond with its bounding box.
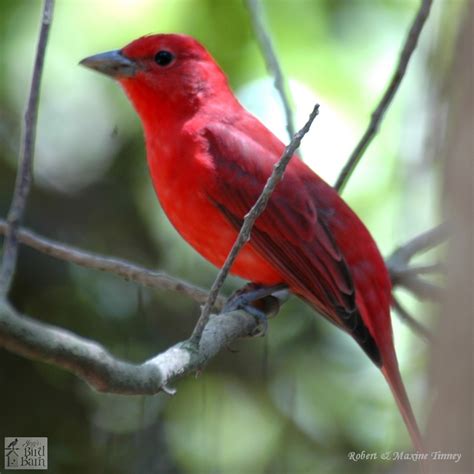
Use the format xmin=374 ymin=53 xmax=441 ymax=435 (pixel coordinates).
xmin=381 ymin=352 xmax=427 ymax=472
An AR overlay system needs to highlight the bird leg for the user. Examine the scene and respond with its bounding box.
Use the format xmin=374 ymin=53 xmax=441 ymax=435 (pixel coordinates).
xmin=223 ymin=283 xmax=289 ymax=336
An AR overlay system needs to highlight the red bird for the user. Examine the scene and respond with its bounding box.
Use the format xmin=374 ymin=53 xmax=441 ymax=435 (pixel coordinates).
xmin=81 ymin=34 xmax=424 ymax=453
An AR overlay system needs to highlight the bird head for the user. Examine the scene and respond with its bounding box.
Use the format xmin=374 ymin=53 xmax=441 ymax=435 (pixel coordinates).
xmin=80 ymin=34 xmax=232 ymax=124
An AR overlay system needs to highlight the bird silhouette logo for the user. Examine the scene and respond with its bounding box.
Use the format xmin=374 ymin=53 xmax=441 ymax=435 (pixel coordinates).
xmin=5 ymin=437 xmax=20 ymax=467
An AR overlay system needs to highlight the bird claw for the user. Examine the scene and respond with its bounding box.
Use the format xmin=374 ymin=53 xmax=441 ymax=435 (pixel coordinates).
xmin=223 ymin=283 xmax=288 ymax=337
xmin=244 ymin=303 xmax=269 ymax=337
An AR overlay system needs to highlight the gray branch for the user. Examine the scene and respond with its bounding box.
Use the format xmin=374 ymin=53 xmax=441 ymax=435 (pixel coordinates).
xmin=0 ymin=218 xmax=224 ymax=309
xmin=392 ymin=297 xmax=433 ymax=342
xmin=0 ymin=0 xmax=54 ymax=296
xmin=334 ymin=0 xmax=433 ymax=192
xmin=190 ymin=104 xmax=320 ymax=344
xmin=387 ymin=223 xmax=447 ymax=302
xmin=0 ymin=216 xmax=444 ymax=390
xmin=387 ymin=223 xmax=447 ymax=266
xmin=0 ymin=217 xmax=445 ymax=310
xmin=245 ymin=0 xmax=296 ymax=140
xmin=0 ymin=299 xmax=260 ymax=395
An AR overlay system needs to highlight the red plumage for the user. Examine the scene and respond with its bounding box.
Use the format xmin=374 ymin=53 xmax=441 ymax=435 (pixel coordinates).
xmin=81 ymin=33 xmax=425 ymax=459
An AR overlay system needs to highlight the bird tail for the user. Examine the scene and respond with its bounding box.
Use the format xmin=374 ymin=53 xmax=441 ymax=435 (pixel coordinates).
xmin=381 ymin=350 xmax=428 ymax=472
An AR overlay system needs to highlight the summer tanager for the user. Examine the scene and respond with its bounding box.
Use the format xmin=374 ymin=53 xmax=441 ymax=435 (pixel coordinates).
xmin=81 ymin=34 xmax=424 ymax=454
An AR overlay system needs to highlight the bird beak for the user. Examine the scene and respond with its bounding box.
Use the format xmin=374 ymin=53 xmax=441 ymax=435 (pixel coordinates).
xmin=79 ymin=50 xmax=137 ymax=78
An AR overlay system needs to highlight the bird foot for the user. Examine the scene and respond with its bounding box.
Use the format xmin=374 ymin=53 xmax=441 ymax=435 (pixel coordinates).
xmin=223 ymin=283 xmax=289 ymax=337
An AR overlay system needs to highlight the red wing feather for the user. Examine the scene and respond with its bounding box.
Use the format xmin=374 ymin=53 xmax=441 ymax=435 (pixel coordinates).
xmin=203 ymin=123 xmax=381 ymax=366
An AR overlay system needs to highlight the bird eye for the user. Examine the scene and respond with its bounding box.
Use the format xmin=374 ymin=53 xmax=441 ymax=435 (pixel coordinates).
xmin=154 ymin=50 xmax=174 ymax=67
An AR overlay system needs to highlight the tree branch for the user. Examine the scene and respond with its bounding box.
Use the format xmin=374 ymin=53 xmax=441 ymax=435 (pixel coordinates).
xmin=0 ymin=219 xmax=444 ymax=388
xmin=334 ymin=0 xmax=433 ymax=192
xmin=396 ymin=276 xmax=443 ymax=302
xmin=393 ymin=262 xmax=444 ymax=278
xmin=0 ymin=218 xmax=224 ymax=309
xmin=0 ymin=217 xmax=445 ymax=308
xmin=392 ymin=296 xmax=433 ymax=342
xmin=387 ymin=224 xmax=446 ymax=338
xmin=0 ymin=0 xmax=54 ymax=296
xmin=190 ymin=104 xmax=320 ymax=344
xmin=245 ymin=0 xmax=296 ymax=141
xmin=387 ymin=223 xmax=447 ymax=267
xmin=387 ymin=223 xmax=446 ymax=302
xmin=0 ymin=299 xmax=260 ymax=395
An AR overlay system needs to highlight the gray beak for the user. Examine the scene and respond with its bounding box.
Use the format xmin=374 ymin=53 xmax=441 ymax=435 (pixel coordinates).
xmin=79 ymin=50 xmax=137 ymax=78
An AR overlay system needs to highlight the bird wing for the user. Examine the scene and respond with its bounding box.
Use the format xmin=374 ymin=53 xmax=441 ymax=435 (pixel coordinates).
xmin=203 ymin=121 xmax=381 ymax=366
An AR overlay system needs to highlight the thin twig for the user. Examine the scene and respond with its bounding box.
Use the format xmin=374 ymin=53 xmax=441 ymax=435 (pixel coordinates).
xmin=0 ymin=0 xmax=54 ymax=297
xmin=334 ymin=0 xmax=433 ymax=192
xmin=190 ymin=104 xmax=320 ymax=344
xmin=392 ymin=297 xmax=433 ymax=342
xmin=396 ymin=276 xmax=443 ymax=302
xmin=387 ymin=223 xmax=447 ymax=305
xmin=394 ymin=262 xmax=444 ymax=278
xmin=0 ymin=300 xmax=261 ymax=395
xmin=0 ymin=216 xmax=446 ymax=313
xmin=388 ymin=223 xmax=447 ymax=267
xmin=0 ymin=218 xmax=223 ymax=308
xmin=245 ymin=0 xmax=296 ymax=141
